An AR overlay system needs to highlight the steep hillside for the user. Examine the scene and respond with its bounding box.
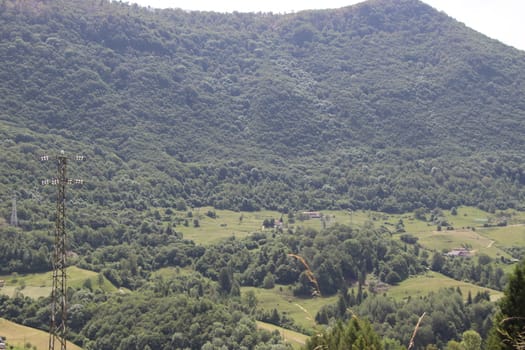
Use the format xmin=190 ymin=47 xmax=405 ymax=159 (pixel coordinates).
xmin=1 ymin=0 xmax=525 ymax=215
xmin=0 ymin=317 xmax=82 ymax=350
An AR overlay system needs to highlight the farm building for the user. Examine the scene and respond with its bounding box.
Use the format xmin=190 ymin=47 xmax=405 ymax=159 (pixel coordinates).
xmin=445 ymin=248 xmax=471 ymax=257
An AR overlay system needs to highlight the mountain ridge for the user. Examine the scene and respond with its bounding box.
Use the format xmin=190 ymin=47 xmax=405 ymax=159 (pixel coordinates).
xmin=1 ymin=0 xmax=525 ymax=213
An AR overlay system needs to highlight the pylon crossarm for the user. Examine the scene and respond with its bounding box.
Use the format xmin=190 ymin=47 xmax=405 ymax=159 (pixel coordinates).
xmin=41 ymin=152 xmax=84 ymax=350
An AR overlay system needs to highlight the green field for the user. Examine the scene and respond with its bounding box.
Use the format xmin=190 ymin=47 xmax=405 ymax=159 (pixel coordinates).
xmin=167 ymin=207 xmax=378 ymax=245
xmin=241 ymin=285 xmax=338 ymax=332
xmin=0 ymin=318 xmax=82 ymax=350
xmin=387 ymin=271 xmax=503 ymax=302
xmin=171 ymin=207 xmax=282 ymax=244
xmin=171 ymin=206 xmax=525 ymax=263
xmin=150 ymin=266 xmax=196 ymax=279
xmin=257 ymin=321 xmax=308 ymax=349
xmin=416 ymin=228 xmax=500 ymax=256
xmin=243 ymin=272 xmax=503 ymax=336
xmin=374 ymin=206 xmax=525 ymax=261
xmin=480 ymin=224 xmax=525 ymax=247
xmin=0 ymin=266 xmax=117 ymax=298
xmin=170 ymin=207 xmax=380 ymax=244
xmin=2 ymin=205 xmax=521 ymax=349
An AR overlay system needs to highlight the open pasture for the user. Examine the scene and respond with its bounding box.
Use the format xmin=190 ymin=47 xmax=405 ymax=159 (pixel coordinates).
xmin=379 ymin=206 xmax=525 ymax=260
xmin=0 ymin=318 xmax=82 ymax=350
xmin=256 ymin=321 xmax=308 ymax=349
xmin=387 ymin=271 xmax=503 ymax=302
xmin=172 ymin=207 xmax=282 ymax=244
xmin=172 ymin=207 xmax=384 ymax=244
xmin=415 ymin=229 xmax=499 ymax=255
xmin=241 ymin=285 xmax=337 ymax=332
xmin=479 ymin=224 xmax=525 ymax=247
xmin=0 ymin=266 xmax=117 ymax=298
xmin=170 ymin=206 xmax=525 ymax=264
xmin=150 ymin=266 xmax=195 ymax=279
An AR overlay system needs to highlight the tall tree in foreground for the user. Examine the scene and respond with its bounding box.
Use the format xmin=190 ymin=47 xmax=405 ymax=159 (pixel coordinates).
xmin=487 ymin=259 xmax=525 ymax=349
xmin=303 ymin=317 xmax=382 ymax=350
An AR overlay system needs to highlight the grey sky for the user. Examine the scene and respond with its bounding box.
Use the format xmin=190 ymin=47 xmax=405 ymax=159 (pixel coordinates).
xmin=127 ymin=0 xmax=525 ymax=51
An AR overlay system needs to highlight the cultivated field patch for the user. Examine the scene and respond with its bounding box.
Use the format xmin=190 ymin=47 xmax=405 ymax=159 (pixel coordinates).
xmin=0 ymin=266 xmax=117 ymax=298
xmin=0 ymin=318 xmax=82 ymax=350
xmin=256 ymin=321 xmax=308 ymax=349
xmin=241 ymin=285 xmax=337 ymax=332
xmin=387 ymin=271 xmax=503 ymax=301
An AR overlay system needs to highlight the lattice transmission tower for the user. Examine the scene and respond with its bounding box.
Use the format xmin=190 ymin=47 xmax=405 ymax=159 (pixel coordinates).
xmin=41 ymin=151 xmax=84 ymax=350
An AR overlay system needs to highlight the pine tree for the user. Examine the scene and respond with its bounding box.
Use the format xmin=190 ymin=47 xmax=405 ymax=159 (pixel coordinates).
xmin=487 ymin=259 xmax=525 ymax=349
xmin=304 ymin=317 xmax=382 ymax=350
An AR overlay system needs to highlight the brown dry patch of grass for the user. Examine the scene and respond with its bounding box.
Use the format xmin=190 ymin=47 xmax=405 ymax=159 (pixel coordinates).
xmin=0 ymin=318 xmax=82 ymax=350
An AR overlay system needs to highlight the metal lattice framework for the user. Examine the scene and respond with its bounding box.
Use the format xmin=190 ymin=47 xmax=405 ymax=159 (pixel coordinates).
xmin=41 ymin=152 xmax=84 ymax=350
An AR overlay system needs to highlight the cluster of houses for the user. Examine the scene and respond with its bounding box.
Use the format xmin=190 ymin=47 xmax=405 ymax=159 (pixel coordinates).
xmin=443 ymin=248 xmax=520 ymax=265
xmin=302 ymin=211 xmax=322 ymax=219
xmin=261 ymin=211 xmax=324 ymax=231
xmin=445 ymin=248 xmax=472 ymax=257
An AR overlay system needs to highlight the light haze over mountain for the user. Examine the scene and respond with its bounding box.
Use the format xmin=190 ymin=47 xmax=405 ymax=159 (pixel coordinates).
xmin=130 ymin=0 xmax=525 ymax=51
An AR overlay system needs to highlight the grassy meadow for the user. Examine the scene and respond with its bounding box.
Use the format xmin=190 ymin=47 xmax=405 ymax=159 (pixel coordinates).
xmin=169 ymin=206 xmax=525 ymax=264
xmin=480 ymin=224 xmax=525 ymax=247
xmin=0 ymin=318 xmax=82 ymax=350
xmin=415 ymin=229 xmax=498 ymax=256
xmin=241 ymin=285 xmax=338 ymax=332
xmin=166 ymin=207 xmax=378 ymax=244
xmin=256 ymin=321 xmax=308 ymax=349
xmin=399 ymin=206 xmax=524 ymax=261
xmin=170 ymin=207 xmax=282 ymax=244
xmin=386 ymin=271 xmax=503 ymax=302
xmin=182 ymin=205 xmax=522 ymax=341
xmin=1 ymin=205 xmax=522 ymax=349
xmin=0 ymin=266 xmax=117 ymax=298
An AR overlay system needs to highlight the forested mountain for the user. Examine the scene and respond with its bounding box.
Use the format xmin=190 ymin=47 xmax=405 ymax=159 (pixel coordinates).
xmin=2 ymin=1 xmax=525 ymax=348
xmin=1 ymin=0 xmax=525 ymax=215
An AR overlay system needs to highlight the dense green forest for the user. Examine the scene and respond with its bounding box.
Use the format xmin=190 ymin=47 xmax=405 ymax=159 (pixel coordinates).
xmin=1 ymin=0 xmax=525 ymax=348
xmin=0 ymin=217 xmax=519 ymax=349
xmin=1 ymin=0 xmax=525 ymax=215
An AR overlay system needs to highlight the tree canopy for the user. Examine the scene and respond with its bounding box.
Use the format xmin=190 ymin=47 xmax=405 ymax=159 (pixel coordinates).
xmin=487 ymin=259 xmax=525 ymax=349
xmin=1 ymin=0 xmax=525 ymax=348
xmin=1 ymin=0 xmax=525 ymax=217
